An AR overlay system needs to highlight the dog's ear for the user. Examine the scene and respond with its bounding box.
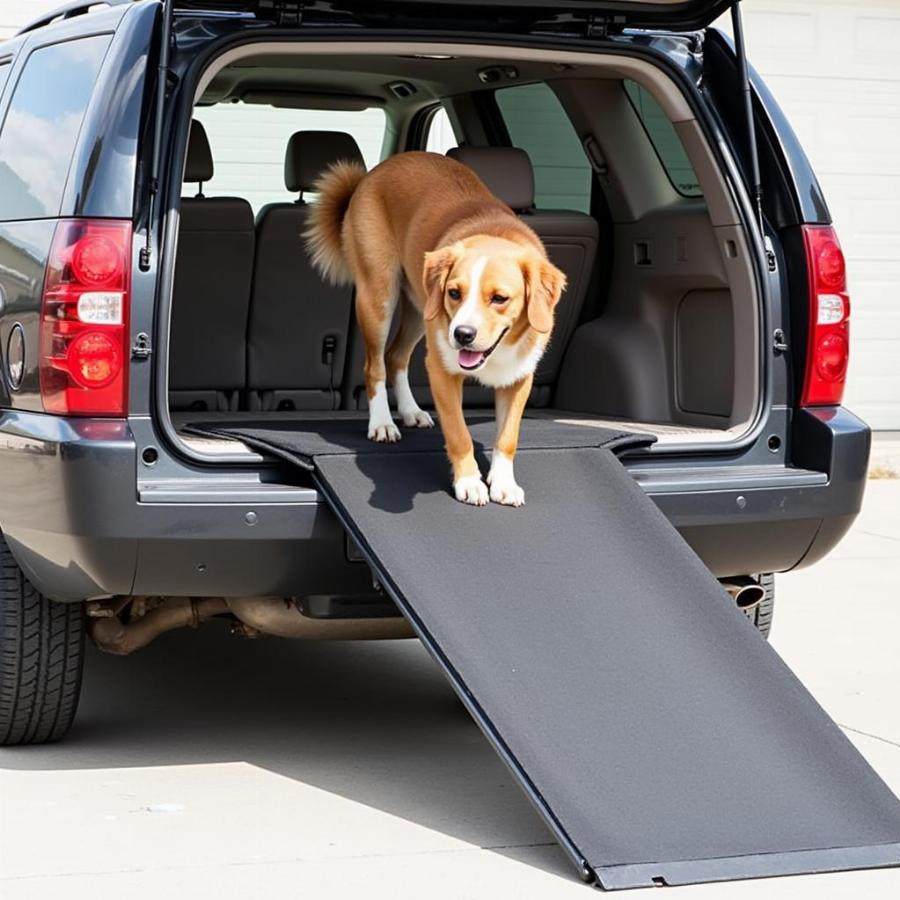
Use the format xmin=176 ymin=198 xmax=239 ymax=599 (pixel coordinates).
xmin=521 ymin=255 xmax=567 ymax=334
xmin=423 ymin=243 xmax=463 ymax=321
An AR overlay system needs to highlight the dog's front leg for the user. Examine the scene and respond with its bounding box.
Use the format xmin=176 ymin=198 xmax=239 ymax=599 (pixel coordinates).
xmin=488 ymin=374 xmax=533 ymax=507
xmin=426 ymin=351 xmax=487 ymax=506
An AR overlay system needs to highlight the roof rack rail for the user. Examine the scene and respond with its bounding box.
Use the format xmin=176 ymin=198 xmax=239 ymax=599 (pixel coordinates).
xmin=17 ymin=0 xmax=134 ymax=36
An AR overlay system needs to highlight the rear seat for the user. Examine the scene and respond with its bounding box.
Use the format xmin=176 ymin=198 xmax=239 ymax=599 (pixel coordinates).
xmin=246 ymin=131 xmax=365 ymax=411
xmin=169 ymin=121 xmax=255 ymax=412
xmin=343 ymin=146 xmax=599 ymax=410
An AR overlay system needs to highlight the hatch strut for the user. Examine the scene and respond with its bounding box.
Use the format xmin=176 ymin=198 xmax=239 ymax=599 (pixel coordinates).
xmin=730 ymin=0 xmax=764 ymax=238
xmin=139 ymin=0 xmax=174 ymax=271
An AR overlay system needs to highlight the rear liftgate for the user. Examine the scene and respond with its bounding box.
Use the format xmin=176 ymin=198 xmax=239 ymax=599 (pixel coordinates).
xmin=189 ymin=416 xmax=900 ymax=889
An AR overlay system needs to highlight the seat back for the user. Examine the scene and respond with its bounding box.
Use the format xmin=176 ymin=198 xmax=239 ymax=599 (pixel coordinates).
xmin=169 ymin=120 xmax=255 ymax=411
xmin=247 ymin=131 xmax=365 ymax=411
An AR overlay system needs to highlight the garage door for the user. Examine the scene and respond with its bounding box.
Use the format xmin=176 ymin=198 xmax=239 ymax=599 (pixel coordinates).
xmin=721 ymin=1 xmax=900 ymax=430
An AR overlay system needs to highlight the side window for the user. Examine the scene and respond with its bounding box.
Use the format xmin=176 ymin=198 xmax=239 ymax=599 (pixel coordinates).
xmin=0 ymin=36 xmax=111 ymax=221
xmin=425 ymin=106 xmax=457 ymax=154
xmin=191 ymin=104 xmax=386 ymax=214
xmin=623 ymin=80 xmax=702 ymax=197
xmin=495 ymin=83 xmax=592 ymax=213
xmin=0 ymin=62 xmax=10 ymax=99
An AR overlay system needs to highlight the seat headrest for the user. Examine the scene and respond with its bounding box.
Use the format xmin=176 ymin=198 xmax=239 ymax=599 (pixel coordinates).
xmin=447 ymin=146 xmax=535 ymax=211
xmin=285 ymin=131 xmax=365 ymax=193
xmin=185 ymin=120 xmax=214 ymax=184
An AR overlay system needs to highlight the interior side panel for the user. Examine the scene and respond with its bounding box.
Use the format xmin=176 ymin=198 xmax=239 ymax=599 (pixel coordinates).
xmin=556 ymin=202 xmax=739 ymax=427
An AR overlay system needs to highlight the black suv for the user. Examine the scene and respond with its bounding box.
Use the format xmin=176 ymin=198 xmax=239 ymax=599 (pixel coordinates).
xmin=0 ymin=0 xmax=867 ymax=744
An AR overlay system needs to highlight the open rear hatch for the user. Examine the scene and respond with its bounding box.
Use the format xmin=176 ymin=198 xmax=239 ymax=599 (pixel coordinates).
xmin=174 ymin=0 xmax=734 ymax=31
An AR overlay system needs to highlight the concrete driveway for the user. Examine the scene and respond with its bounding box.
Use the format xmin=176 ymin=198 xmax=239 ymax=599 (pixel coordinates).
xmin=2 ymin=483 xmax=899 ymax=899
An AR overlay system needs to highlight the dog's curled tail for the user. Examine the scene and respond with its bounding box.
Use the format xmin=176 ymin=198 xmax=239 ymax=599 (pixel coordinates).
xmin=303 ymin=161 xmax=366 ymax=286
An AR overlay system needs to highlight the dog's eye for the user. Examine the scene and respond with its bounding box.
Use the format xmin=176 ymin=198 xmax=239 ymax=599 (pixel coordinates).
xmin=490 ymin=294 xmax=508 ymax=305
xmin=447 ymin=287 xmax=461 ymax=301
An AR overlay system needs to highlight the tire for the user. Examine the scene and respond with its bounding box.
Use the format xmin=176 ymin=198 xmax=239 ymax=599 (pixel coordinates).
xmin=742 ymin=573 xmax=775 ymax=640
xmin=0 ymin=534 xmax=85 ymax=745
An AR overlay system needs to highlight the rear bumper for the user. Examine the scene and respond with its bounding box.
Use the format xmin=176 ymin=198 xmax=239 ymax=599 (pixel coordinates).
xmin=0 ymin=407 xmax=869 ymax=601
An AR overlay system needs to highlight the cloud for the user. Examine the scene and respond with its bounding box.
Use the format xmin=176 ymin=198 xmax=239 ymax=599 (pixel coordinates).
xmin=0 ymin=107 xmax=84 ymax=215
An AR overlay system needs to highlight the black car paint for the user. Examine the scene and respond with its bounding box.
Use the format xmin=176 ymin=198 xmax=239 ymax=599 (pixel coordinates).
xmin=0 ymin=1 xmax=870 ymax=602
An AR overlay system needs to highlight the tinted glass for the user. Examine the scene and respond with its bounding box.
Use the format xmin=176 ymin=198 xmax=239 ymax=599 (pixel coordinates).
xmin=624 ymin=80 xmax=702 ymax=197
xmin=0 ymin=36 xmax=111 ymax=221
xmin=191 ymin=104 xmax=385 ymax=214
xmin=0 ymin=63 xmax=10 ymax=99
xmin=495 ymin=83 xmax=592 ymax=213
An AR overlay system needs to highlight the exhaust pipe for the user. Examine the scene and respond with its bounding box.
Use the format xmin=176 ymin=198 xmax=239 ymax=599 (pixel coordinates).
xmin=88 ymin=594 xmax=415 ymax=655
xmin=89 ymin=597 xmax=229 ymax=655
xmin=721 ymin=577 xmax=766 ymax=612
xmin=226 ymin=597 xmax=414 ymax=641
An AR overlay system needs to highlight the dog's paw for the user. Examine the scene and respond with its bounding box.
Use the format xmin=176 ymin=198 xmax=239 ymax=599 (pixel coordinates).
xmin=368 ymin=421 xmax=402 ymax=443
xmin=488 ymin=476 xmax=525 ymax=507
xmin=400 ymin=408 xmax=435 ymax=429
xmin=454 ymin=474 xmax=489 ymax=506
xmin=487 ymin=456 xmax=525 ymax=507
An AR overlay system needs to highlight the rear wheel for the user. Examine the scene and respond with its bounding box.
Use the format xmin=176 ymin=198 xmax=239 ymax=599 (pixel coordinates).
xmin=0 ymin=534 xmax=85 ymax=745
xmin=743 ymin=573 xmax=775 ymax=639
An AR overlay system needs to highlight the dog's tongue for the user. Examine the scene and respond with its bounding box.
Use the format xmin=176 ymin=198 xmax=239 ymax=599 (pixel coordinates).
xmin=458 ymin=349 xmax=485 ymax=369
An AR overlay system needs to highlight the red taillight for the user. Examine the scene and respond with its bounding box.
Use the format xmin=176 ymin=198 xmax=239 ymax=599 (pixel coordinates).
xmin=800 ymin=225 xmax=850 ymax=407
xmin=40 ymin=219 xmax=131 ymax=416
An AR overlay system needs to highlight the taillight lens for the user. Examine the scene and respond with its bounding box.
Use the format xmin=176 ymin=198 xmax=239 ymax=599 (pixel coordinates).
xmin=800 ymin=225 xmax=850 ymax=407
xmin=39 ymin=219 xmax=131 ymax=416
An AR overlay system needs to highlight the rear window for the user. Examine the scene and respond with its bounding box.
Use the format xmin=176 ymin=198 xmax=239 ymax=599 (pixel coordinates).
xmin=425 ymin=105 xmax=457 ymax=155
xmin=0 ymin=36 xmax=111 ymax=221
xmin=191 ymin=104 xmax=386 ymax=213
xmin=495 ymin=82 xmax=592 ymax=213
xmin=623 ymin=80 xmax=702 ymax=197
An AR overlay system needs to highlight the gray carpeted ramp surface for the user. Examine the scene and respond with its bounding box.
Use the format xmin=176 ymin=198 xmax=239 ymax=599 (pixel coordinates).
xmin=189 ymin=418 xmax=900 ymax=890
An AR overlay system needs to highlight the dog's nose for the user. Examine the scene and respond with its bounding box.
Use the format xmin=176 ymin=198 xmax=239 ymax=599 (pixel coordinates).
xmin=454 ymin=325 xmax=477 ymax=346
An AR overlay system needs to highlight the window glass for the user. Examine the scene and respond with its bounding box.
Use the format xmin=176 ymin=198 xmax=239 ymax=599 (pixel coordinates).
xmin=623 ymin=80 xmax=702 ymax=197
xmin=495 ymin=83 xmax=592 ymax=213
xmin=425 ymin=106 xmax=457 ymax=154
xmin=0 ymin=62 xmax=10 ymax=99
xmin=191 ymin=104 xmax=386 ymax=213
xmin=0 ymin=36 xmax=111 ymax=220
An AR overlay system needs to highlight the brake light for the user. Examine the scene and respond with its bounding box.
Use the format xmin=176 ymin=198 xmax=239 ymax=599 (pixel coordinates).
xmin=800 ymin=225 xmax=850 ymax=407
xmin=39 ymin=219 xmax=131 ymax=416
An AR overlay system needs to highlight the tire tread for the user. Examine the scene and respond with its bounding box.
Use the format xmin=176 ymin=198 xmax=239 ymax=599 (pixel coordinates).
xmin=0 ymin=537 xmax=84 ymax=745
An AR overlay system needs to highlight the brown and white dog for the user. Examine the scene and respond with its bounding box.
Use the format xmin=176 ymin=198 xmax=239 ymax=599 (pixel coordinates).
xmin=305 ymin=151 xmax=566 ymax=506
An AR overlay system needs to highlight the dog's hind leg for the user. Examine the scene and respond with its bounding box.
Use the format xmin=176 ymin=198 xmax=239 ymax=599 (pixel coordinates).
xmin=387 ymin=292 xmax=435 ymax=429
xmin=356 ymin=271 xmax=402 ymax=443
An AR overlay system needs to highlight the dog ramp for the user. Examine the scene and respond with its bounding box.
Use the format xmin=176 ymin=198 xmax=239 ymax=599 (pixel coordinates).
xmin=190 ymin=417 xmax=900 ymax=889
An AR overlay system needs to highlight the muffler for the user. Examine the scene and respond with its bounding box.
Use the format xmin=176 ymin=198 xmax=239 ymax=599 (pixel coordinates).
xmin=720 ymin=577 xmax=766 ymax=612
